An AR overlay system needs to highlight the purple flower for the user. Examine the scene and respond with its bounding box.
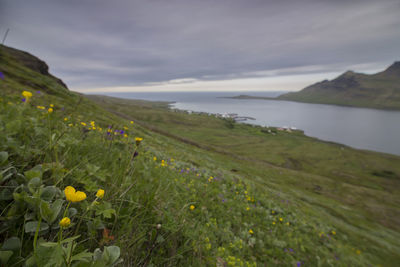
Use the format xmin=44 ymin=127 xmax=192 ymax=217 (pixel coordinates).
xmin=21 ymin=98 xmax=26 ymax=102
xmin=36 ymin=90 xmax=41 ymax=94
xmin=0 ymin=71 xmax=4 ymax=80
xmin=120 ymin=130 xmax=124 ymax=135
xmin=297 ymin=261 xmax=301 ymax=267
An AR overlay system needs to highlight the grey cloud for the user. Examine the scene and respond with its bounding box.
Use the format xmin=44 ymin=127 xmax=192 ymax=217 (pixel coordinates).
xmin=1 ymin=0 xmax=400 ymax=89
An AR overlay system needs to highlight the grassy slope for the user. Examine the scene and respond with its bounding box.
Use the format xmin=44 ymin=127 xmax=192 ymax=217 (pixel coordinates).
xmin=1 ymin=45 xmax=400 ymax=266
xmin=87 ymin=95 xmax=400 ymax=263
xmin=277 ymin=67 xmax=400 ymax=110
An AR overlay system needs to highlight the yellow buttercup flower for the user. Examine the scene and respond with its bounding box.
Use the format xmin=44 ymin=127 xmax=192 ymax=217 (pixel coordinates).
xmin=135 ymin=137 xmax=143 ymax=146
xmin=22 ymin=91 xmax=33 ymax=99
xmin=249 ymin=229 xmax=254 ymax=235
xmin=80 ymin=122 xmax=87 ymax=126
xmin=153 ymin=157 xmax=157 ymax=161
xmin=130 ymin=121 xmax=134 ymax=124
xmin=190 ymin=205 xmax=195 ymax=210
xmin=96 ymin=189 xmax=105 ymax=199
xmin=50 ymin=104 xmax=54 ymax=107
xmin=64 ymin=186 xmax=87 ymax=202
xmin=48 ymin=108 xmax=53 ymax=113
xmin=37 ymin=105 xmax=45 ymax=110
xmin=59 ymin=217 xmax=71 ymax=228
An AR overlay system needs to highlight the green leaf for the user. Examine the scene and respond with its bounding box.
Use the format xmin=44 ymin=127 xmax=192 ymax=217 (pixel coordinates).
xmin=0 ymin=151 xmax=8 ymax=165
xmin=40 ymin=186 xmax=57 ymax=201
xmin=71 ymin=251 xmax=92 ymax=262
xmin=68 ymin=207 xmax=78 ymax=218
xmin=40 ymin=201 xmax=53 ymax=224
xmin=103 ymin=246 xmax=120 ymax=265
xmin=1 ymin=237 xmax=21 ymax=251
xmin=0 ymin=250 xmax=13 ymax=265
xmin=24 ymin=165 xmax=43 ymax=181
xmin=0 ymin=188 xmax=13 ymax=200
xmin=60 ymin=235 xmax=81 ymax=244
xmin=50 ymin=199 xmax=64 ymax=224
xmin=25 ymin=221 xmax=49 ymax=233
xmin=28 ymin=177 xmax=41 ymax=193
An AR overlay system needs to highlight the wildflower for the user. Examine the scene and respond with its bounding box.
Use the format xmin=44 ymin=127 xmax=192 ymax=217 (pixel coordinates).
xmin=249 ymin=229 xmax=254 ymax=235
xmin=68 ymin=123 xmax=73 ymax=127
xmin=90 ymin=121 xmax=95 ymax=127
xmin=123 ymin=126 xmax=128 ymax=130
xmin=297 ymin=262 xmax=302 ymax=267
xmin=50 ymin=104 xmax=54 ymax=107
xmin=286 ymin=222 xmax=290 ymax=226
xmin=153 ymin=157 xmax=157 ymax=161
xmin=81 ymin=122 xmax=87 ymax=126
xmin=0 ymin=71 xmax=4 ymax=80
xmin=135 ymin=137 xmax=143 ymax=146
xmin=124 ymin=134 xmax=128 ymax=138
xmin=64 ymin=117 xmax=68 ymax=121
xmin=190 ymin=205 xmax=195 ymax=210
xmin=271 ymin=210 xmax=275 ymax=214
xmin=37 ymin=105 xmax=45 ymax=110
xmin=279 ymin=218 xmax=283 ymax=222
xmin=102 ymin=228 xmax=115 ymax=241
xmin=64 ymin=186 xmax=87 ymax=202
xmin=130 ymin=121 xmax=134 ymax=124
xmin=21 ymin=98 xmax=26 ymax=102
xmin=22 ymin=91 xmax=32 ymax=99
xmin=96 ymin=189 xmax=105 ymax=199
xmin=272 ymin=221 xmax=276 ymax=225
xmin=246 ymin=207 xmax=250 ymax=211
xmin=59 ymin=217 xmax=71 ymax=228
xmin=156 ymin=224 xmax=162 ymax=229
xmin=331 ymin=230 xmax=336 ymax=235
xmin=48 ymin=108 xmax=53 ymax=113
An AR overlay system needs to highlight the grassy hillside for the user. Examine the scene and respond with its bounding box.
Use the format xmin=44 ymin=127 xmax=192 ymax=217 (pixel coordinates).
xmin=277 ymin=62 xmax=400 ymax=110
xmin=1 ymin=45 xmax=400 ymax=266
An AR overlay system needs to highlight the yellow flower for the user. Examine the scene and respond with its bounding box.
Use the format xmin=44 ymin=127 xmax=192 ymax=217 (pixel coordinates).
xmin=331 ymin=230 xmax=336 ymax=235
xmin=153 ymin=157 xmax=157 ymax=161
xmin=80 ymin=122 xmax=87 ymax=126
xmin=272 ymin=221 xmax=276 ymax=225
xmin=135 ymin=137 xmax=143 ymax=146
xmin=22 ymin=91 xmax=33 ymax=99
xmin=124 ymin=134 xmax=128 ymax=138
xmin=50 ymin=104 xmax=54 ymax=107
xmin=64 ymin=117 xmax=68 ymax=121
xmin=249 ymin=229 xmax=254 ymax=235
xmin=96 ymin=189 xmax=105 ymax=199
xmin=286 ymin=222 xmax=290 ymax=226
xmin=279 ymin=218 xmax=283 ymax=222
xmin=356 ymin=249 xmax=361 ymax=255
xmin=59 ymin=217 xmax=71 ymax=228
xmin=90 ymin=121 xmax=95 ymax=127
xmin=37 ymin=105 xmax=45 ymax=110
xmin=64 ymin=186 xmax=87 ymax=202
xmin=123 ymin=126 xmax=128 ymax=130
xmin=190 ymin=205 xmax=195 ymax=210
xmin=130 ymin=121 xmax=134 ymax=124
xmin=48 ymin=108 xmax=53 ymax=113
xmin=68 ymin=123 xmax=73 ymax=127
xmin=246 ymin=207 xmax=250 ymax=211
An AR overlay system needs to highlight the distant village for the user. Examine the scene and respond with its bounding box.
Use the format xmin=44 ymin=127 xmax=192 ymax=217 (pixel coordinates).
xmin=170 ymin=108 xmax=302 ymax=133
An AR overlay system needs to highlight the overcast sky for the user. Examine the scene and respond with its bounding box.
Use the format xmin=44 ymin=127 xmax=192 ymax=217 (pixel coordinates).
xmin=1 ymin=0 xmax=399 ymax=92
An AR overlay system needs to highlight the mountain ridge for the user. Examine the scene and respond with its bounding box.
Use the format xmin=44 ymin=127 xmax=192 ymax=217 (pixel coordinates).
xmin=277 ymin=62 xmax=400 ymax=109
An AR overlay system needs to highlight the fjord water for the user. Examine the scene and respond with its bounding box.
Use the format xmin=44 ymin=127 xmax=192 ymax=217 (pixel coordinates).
xmin=100 ymin=91 xmax=400 ymax=156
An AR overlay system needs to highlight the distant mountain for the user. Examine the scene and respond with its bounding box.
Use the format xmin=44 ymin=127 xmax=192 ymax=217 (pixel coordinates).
xmin=278 ymin=62 xmax=400 ymax=109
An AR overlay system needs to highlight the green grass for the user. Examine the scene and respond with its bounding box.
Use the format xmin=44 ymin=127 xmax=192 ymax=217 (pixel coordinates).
xmin=1 ymin=45 xmax=400 ymax=266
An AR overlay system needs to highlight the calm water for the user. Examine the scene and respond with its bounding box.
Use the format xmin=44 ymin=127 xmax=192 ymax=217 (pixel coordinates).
xmin=97 ymin=91 xmax=400 ymax=156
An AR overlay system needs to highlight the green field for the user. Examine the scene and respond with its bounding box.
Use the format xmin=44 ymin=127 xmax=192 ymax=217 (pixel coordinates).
xmin=1 ymin=44 xmax=400 ymax=266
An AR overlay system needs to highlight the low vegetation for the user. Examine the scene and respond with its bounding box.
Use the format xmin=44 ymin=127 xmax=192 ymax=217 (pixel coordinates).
xmin=1 ymin=45 xmax=400 ymax=266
